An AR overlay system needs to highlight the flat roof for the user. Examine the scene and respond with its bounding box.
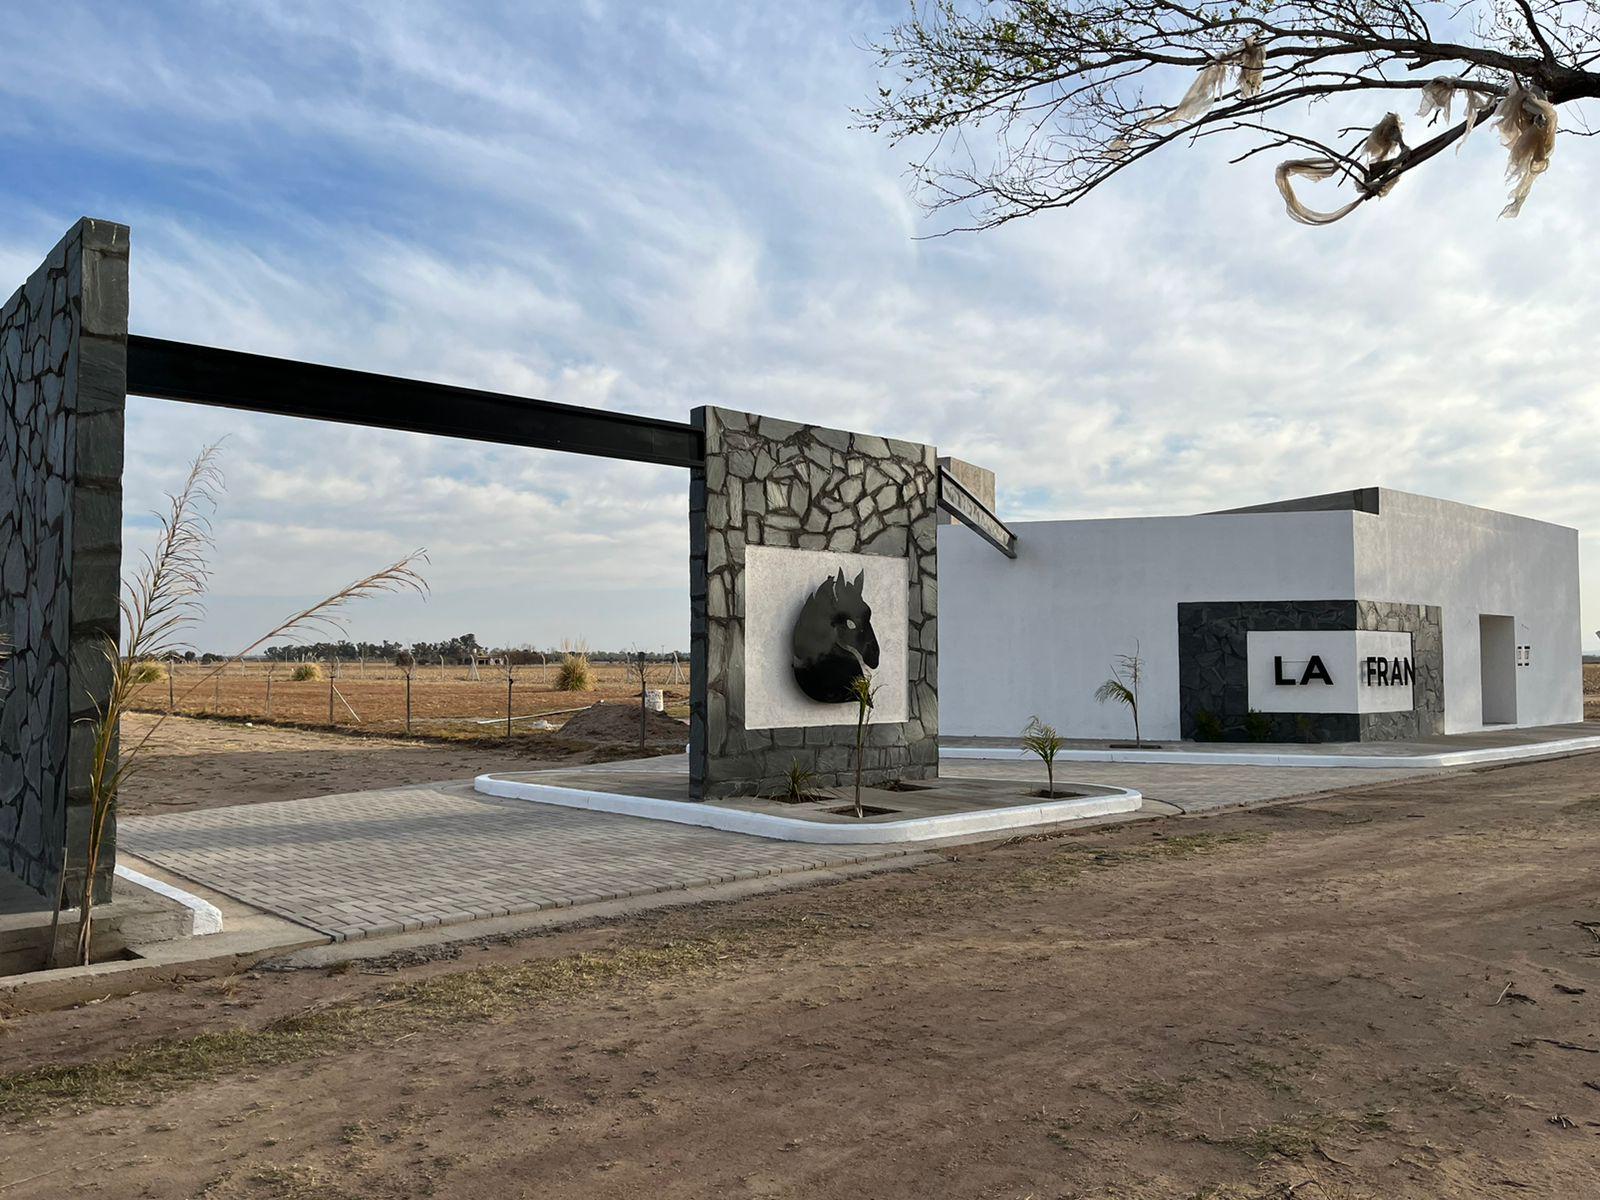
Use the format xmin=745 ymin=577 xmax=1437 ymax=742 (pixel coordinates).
xmin=1204 ymin=488 xmax=1382 ymax=516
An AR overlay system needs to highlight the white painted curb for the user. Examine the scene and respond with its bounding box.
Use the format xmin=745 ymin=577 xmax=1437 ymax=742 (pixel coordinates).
xmin=939 ymin=734 xmax=1600 ymax=770
xmin=114 ymin=864 xmax=225 ymax=935
xmin=474 ymin=774 xmax=1142 ymax=844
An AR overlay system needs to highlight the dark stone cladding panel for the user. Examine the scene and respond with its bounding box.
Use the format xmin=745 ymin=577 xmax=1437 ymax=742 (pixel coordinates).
xmin=690 ymin=406 xmax=938 ymax=799
xmin=1356 ymin=600 xmax=1444 ymax=739
xmin=1176 ymin=599 xmax=1444 ymax=743
xmin=0 ymin=219 xmax=127 ymax=902
xmin=1177 ymin=600 xmax=1357 ymax=743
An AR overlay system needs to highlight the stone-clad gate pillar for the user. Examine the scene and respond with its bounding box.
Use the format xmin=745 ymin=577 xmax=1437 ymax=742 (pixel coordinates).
xmin=0 ymin=218 xmax=128 ymax=902
xmin=689 ymin=406 xmax=938 ymax=799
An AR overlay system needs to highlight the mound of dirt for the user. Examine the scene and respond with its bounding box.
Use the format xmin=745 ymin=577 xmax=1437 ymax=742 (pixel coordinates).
xmin=558 ymin=702 xmax=688 ymax=744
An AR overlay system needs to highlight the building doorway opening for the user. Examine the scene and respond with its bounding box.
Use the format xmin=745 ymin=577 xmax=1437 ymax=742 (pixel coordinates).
xmin=1478 ymin=614 xmax=1518 ymax=726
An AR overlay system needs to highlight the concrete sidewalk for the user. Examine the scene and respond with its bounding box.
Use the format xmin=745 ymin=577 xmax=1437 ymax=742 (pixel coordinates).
xmin=939 ymin=757 xmax=1435 ymax=813
xmin=118 ymin=747 xmax=1450 ymax=944
xmin=119 ymin=783 xmax=924 ymax=942
xmin=943 ymin=720 xmax=1600 ymax=762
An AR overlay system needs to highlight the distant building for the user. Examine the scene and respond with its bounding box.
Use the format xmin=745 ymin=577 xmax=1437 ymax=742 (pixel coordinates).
xmin=940 ymin=487 xmax=1582 ymax=742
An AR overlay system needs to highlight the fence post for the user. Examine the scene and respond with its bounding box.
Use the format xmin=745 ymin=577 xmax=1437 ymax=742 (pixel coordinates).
xmin=505 ymin=674 xmax=513 ymax=739
xmin=168 ymin=667 xmax=174 ymax=713
xmin=638 ymin=651 xmax=647 ymax=750
xmin=405 ymin=671 xmax=412 ymax=736
xmin=328 ymin=671 xmax=336 ymax=726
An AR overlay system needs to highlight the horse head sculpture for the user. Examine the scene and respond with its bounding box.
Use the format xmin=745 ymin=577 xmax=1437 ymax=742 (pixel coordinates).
xmin=791 ymin=568 xmax=879 ymax=703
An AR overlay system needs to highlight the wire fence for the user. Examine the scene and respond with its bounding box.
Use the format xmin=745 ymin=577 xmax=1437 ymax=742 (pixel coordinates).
xmin=127 ymin=660 xmax=687 ymax=742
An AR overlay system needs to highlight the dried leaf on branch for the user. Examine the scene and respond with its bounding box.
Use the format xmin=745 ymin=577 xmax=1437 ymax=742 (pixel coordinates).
xmin=862 ymin=1 xmax=1599 ymax=230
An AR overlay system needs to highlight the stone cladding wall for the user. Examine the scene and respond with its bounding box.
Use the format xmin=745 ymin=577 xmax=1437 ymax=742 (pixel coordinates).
xmin=689 ymin=407 xmax=937 ymax=798
xmin=0 ymin=219 xmax=127 ymax=900
xmin=1176 ymin=598 xmax=1444 ymax=743
xmin=1356 ymin=600 xmax=1445 ymax=740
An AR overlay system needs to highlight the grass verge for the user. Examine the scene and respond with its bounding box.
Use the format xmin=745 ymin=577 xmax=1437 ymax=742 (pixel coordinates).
xmin=0 ymin=938 xmax=731 ymax=1120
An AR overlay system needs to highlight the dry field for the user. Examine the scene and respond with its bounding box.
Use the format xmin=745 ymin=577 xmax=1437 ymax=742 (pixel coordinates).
xmin=1585 ymin=661 xmax=1599 ymax=720
xmin=128 ymin=661 xmax=689 ymax=745
xmin=3 ymin=753 xmax=1600 ymax=1197
xmin=114 ymin=714 xmax=613 ymax=817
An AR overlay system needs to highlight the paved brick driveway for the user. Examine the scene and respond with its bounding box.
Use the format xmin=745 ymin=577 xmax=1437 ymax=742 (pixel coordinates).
xmin=119 ymin=784 xmax=908 ymax=942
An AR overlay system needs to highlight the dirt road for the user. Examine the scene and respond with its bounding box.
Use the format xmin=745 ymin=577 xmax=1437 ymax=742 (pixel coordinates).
xmin=4 ymin=754 xmax=1599 ymax=1197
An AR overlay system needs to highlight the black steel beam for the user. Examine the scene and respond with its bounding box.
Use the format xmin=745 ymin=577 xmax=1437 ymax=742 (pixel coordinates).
xmin=126 ymin=336 xmax=704 ymax=469
xmin=938 ymin=465 xmax=1018 ymax=558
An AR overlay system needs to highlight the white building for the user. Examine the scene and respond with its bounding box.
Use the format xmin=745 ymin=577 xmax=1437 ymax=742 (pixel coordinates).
xmin=939 ymin=487 xmax=1582 ymax=742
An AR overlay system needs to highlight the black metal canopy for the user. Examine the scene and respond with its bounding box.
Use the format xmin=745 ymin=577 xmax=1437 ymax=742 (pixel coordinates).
xmin=126 ymin=336 xmax=705 ymax=469
xmin=937 ymin=464 xmax=1018 ymax=558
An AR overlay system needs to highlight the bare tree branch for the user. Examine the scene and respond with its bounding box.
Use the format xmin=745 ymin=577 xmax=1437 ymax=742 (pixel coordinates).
xmin=860 ymin=0 xmax=1598 ymax=227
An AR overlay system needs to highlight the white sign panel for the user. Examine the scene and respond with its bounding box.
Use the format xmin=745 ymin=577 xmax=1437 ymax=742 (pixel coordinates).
xmin=743 ymin=545 xmax=909 ymax=730
xmin=1247 ymin=630 xmax=1414 ymax=715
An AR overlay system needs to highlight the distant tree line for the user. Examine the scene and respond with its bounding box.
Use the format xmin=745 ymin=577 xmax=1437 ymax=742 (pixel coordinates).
xmin=243 ymin=633 xmax=686 ymax=667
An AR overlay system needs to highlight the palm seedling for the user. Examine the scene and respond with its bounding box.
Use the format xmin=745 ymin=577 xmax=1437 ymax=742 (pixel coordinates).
xmin=1021 ymin=716 xmax=1065 ymax=797
xmin=1093 ymin=643 xmax=1145 ymax=746
xmin=848 ymin=671 xmax=878 ymax=819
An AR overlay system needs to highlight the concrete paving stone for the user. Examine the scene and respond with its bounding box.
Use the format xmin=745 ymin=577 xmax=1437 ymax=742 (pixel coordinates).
xmin=120 ymin=783 xmax=912 ymax=941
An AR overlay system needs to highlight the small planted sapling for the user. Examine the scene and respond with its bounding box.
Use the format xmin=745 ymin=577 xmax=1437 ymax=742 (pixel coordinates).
xmin=778 ymin=759 xmax=821 ymax=804
xmin=1193 ymin=708 xmax=1224 ymax=742
xmin=1243 ymin=708 xmax=1273 ymax=742
xmin=847 ymin=671 xmax=878 ymax=819
xmin=1094 ymin=643 xmax=1146 ymax=746
xmin=1021 ymin=716 xmax=1065 ymax=798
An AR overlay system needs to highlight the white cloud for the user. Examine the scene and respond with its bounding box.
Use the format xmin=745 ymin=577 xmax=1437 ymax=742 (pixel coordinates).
xmin=2 ymin=0 xmax=1596 ymax=652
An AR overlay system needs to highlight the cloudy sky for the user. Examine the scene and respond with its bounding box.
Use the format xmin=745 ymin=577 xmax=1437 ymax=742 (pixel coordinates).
xmin=2 ymin=0 xmax=1596 ymax=654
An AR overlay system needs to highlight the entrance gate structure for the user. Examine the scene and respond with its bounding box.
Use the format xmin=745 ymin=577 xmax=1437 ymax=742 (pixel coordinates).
xmin=0 ymin=218 xmax=1015 ymax=904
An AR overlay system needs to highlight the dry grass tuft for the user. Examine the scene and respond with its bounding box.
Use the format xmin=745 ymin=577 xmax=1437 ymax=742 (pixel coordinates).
xmin=234 ymin=1161 xmax=355 ymax=1200
xmin=1224 ymin=1111 xmax=1345 ymax=1161
xmin=555 ymin=652 xmax=593 ymax=692
xmin=1123 ymin=1076 xmax=1186 ymax=1108
xmin=289 ymin=663 xmax=324 ymax=683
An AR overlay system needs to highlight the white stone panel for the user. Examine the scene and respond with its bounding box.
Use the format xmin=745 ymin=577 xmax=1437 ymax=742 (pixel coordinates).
xmin=1246 ymin=630 xmax=1414 ymax=714
xmin=743 ymin=545 xmax=909 ymax=729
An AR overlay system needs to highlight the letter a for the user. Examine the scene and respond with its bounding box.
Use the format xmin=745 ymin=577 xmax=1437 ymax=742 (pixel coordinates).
xmin=1300 ymin=655 xmax=1333 ymax=686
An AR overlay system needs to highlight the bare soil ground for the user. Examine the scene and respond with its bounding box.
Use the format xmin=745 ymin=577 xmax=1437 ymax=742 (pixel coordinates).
xmin=127 ymin=661 xmax=689 ymax=745
xmin=558 ymin=701 xmax=691 ymax=743
xmin=4 ymin=752 xmax=1600 ymax=1197
xmin=116 ymin=713 xmax=682 ymax=817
